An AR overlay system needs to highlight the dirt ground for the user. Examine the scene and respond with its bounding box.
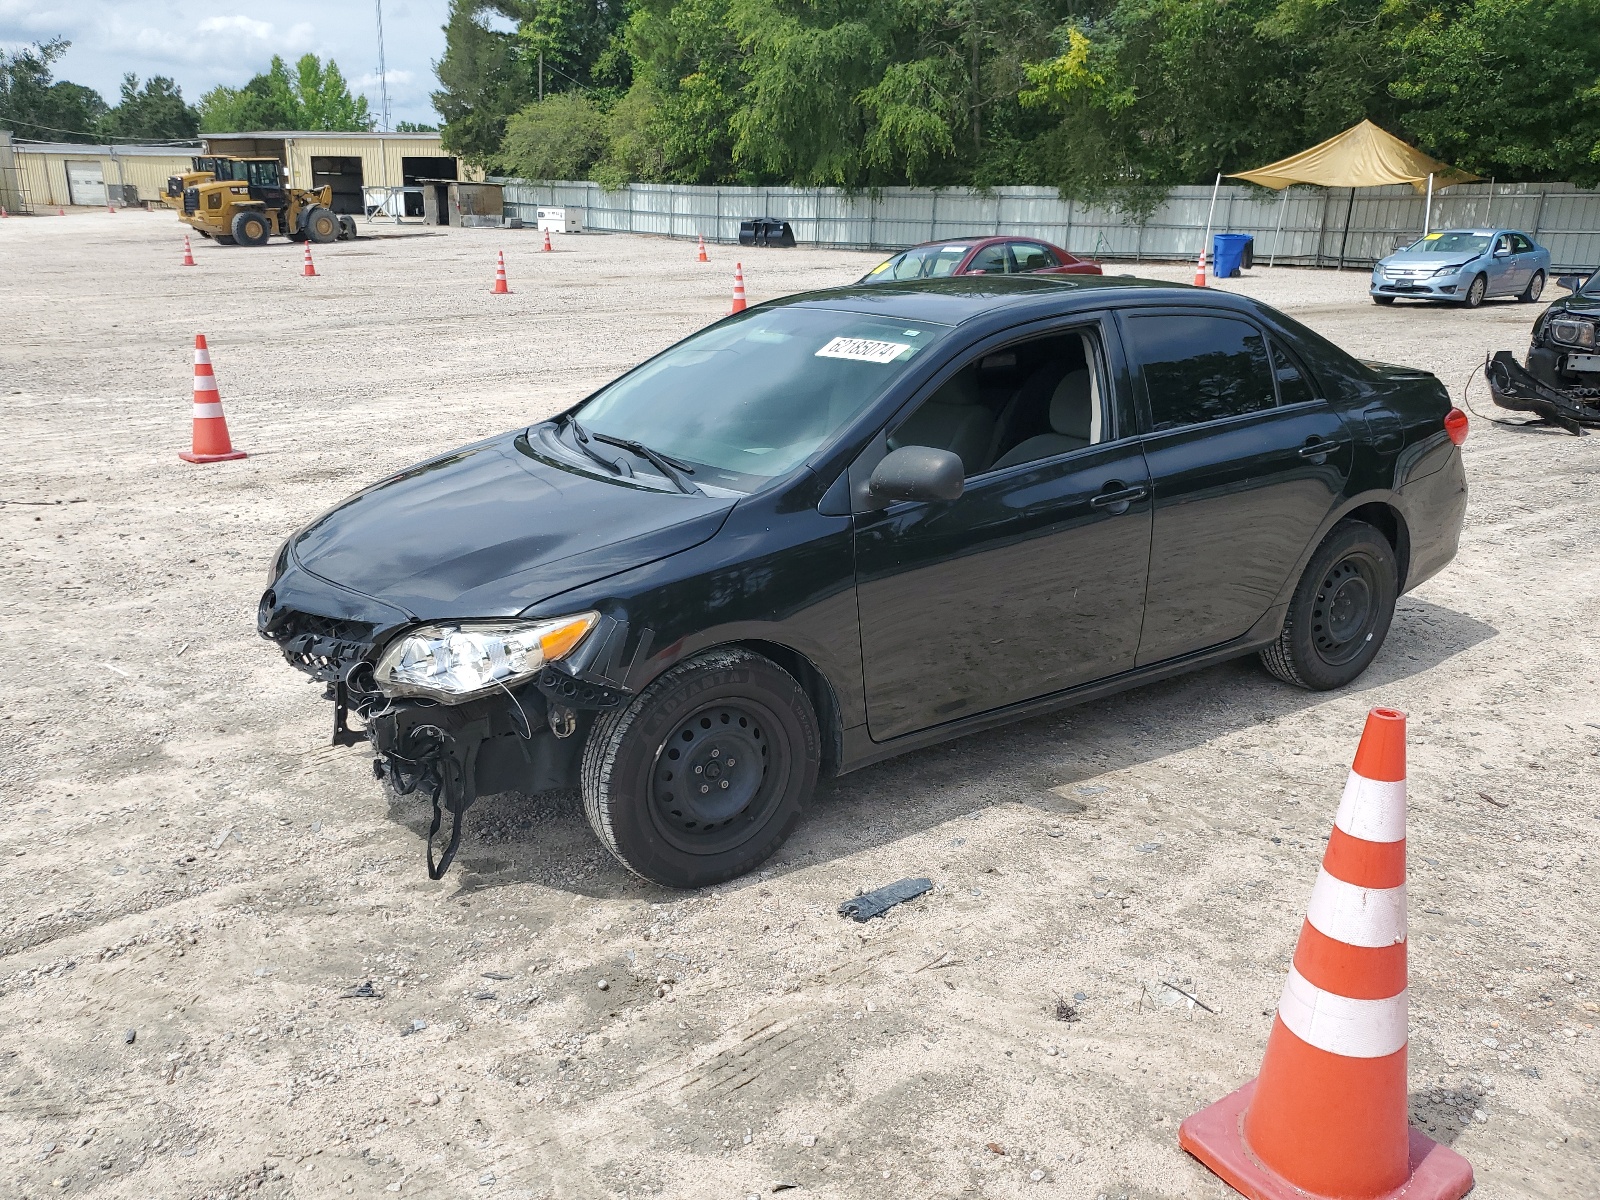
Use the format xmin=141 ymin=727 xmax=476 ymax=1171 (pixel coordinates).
xmin=1 ymin=211 xmax=1596 ymax=1200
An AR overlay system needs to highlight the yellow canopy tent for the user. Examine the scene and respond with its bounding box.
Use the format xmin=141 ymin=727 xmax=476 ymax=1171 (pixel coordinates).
xmin=1222 ymin=120 xmax=1479 ymax=267
xmin=1228 ymin=119 xmax=1476 ymax=192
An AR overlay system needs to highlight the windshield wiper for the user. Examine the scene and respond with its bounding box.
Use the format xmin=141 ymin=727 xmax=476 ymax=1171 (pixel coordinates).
xmin=556 ymin=413 xmax=631 ymax=477
xmin=590 ymin=432 xmax=703 ymax=495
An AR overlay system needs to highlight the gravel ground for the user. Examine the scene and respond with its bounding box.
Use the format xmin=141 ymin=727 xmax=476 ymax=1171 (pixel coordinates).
xmin=1 ymin=211 xmax=1596 ymax=1200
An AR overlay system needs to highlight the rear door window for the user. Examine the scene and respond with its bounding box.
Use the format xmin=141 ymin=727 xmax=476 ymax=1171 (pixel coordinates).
xmin=1012 ymin=242 xmax=1059 ymax=271
xmin=1270 ymin=340 xmax=1317 ymax=407
xmin=1125 ymin=313 xmax=1278 ymax=431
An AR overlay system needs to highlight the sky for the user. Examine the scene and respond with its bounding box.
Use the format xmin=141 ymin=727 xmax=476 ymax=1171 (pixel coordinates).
xmin=0 ymin=0 xmax=453 ymax=133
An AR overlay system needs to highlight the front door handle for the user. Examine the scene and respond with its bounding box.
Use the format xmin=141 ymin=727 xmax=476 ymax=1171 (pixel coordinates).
xmin=1090 ymin=481 xmax=1150 ymax=515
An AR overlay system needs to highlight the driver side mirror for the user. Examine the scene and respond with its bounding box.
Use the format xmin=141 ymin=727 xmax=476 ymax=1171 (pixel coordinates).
xmin=868 ymin=445 xmax=965 ymax=505
xmin=1493 ymin=245 xmax=1511 ymax=258
xmin=1558 ymin=274 xmax=1584 ymax=292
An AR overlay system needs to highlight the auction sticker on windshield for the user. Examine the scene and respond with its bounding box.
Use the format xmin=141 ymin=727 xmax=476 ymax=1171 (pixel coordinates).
xmin=816 ymin=336 xmax=912 ymax=363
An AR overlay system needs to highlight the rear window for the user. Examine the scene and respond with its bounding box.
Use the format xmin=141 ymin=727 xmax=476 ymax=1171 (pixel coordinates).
xmin=1125 ymin=314 xmax=1277 ymax=431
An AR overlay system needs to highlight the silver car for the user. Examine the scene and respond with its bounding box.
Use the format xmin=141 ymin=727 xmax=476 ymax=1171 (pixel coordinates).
xmin=1370 ymin=228 xmax=1551 ymax=308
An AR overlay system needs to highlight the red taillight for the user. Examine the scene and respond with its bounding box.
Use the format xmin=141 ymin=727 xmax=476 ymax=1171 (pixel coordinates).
xmin=1444 ymin=407 xmax=1469 ymax=445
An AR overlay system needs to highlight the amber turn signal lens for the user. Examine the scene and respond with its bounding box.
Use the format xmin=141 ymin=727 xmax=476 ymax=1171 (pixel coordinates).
xmin=539 ymin=613 xmax=599 ymax=661
xmin=1444 ymin=407 xmax=1469 ymax=446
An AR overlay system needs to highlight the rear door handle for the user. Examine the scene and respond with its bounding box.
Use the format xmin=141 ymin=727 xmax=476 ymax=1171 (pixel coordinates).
xmin=1090 ymin=482 xmax=1151 ymax=513
xmin=1297 ymin=437 xmax=1347 ymax=460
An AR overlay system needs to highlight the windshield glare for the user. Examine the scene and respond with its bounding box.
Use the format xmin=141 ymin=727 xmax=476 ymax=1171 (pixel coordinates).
xmin=572 ymin=308 xmax=951 ymax=491
xmin=1406 ymin=232 xmax=1490 ymax=255
xmin=870 ymin=244 xmax=973 ymax=281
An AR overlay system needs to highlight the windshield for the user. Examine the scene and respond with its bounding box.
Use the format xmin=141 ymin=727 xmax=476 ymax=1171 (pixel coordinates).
xmin=572 ymin=307 xmax=951 ymax=491
xmin=866 ymin=243 xmax=974 ymax=281
xmin=1405 ymin=232 xmax=1490 ymax=255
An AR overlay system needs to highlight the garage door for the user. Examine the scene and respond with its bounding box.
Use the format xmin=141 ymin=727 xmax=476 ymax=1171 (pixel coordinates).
xmin=66 ymin=161 xmax=106 ymax=206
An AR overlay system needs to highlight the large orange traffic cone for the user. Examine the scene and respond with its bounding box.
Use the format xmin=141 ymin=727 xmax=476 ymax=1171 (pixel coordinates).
xmin=542 ymin=227 xmax=552 ymax=253
xmin=302 ymin=242 xmax=317 ymax=277
xmin=730 ymin=262 xmax=747 ymax=313
xmin=1193 ymin=247 xmax=1207 ymax=287
xmin=1 ymin=206 xmax=8 ymax=218
xmin=57 ymin=207 xmax=65 ymax=217
xmin=181 ymin=235 xmax=196 ymax=267
xmin=1179 ymin=707 xmax=1473 ymax=1200
xmin=179 ymin=335 xmax=247 ymax=464
xmin=697 ymin=234 xmax=708 ymax=263
xmin=491 ymin=250 xmax=511 ymax=294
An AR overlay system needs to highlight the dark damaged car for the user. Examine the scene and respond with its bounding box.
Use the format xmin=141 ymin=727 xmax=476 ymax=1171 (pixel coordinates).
xmin=1487 ymin=270 xmax=1600 ymax=431
xmin=259 ymin=275 xmax=1469 ymax=887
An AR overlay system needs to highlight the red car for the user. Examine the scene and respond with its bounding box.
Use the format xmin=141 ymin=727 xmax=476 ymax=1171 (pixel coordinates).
xmin=860 ymin=236 xmax=1101 ymax=282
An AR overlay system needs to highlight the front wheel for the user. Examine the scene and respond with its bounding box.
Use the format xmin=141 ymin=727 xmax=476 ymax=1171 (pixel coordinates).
xmin=303 ymin=205 xmax=340 ymax=244
xmin=582 ymin=649 xmax=819 ymax=888
xmin=1463 ymin=273 xmax=1488 ymax=308
xmin=1520 ymin=270 xmax=1545 ymax=303
xmin=1260 ymin=520 xmax=1398 ymax=690
xmin=1372 ymin=294 xmax=1395 ymax=306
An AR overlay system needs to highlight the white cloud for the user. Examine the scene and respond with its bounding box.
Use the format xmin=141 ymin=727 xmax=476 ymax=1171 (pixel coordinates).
xmin=0 ymin=0 xmax=449 ymax=126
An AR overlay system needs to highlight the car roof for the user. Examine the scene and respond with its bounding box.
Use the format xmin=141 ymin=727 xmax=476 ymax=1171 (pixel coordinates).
xmin=768 ymin=273 xmax=1241 ymax=325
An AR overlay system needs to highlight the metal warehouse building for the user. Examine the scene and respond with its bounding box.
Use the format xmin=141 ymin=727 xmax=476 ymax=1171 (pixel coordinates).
xmin=12 ymin=141 xmax=196 ymax=208
xmin=201 ymin=131 xmax=467 ymax=217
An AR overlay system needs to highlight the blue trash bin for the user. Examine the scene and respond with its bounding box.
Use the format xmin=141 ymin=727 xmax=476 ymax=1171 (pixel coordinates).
xmin=1212 ymin=233 xmax=1254 ymax=278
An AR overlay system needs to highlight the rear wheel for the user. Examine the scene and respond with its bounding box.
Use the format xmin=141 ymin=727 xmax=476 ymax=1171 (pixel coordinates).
xmin=230 ymin=209 xmax=271 ymax=247
xmin=213 ymin=234 xmax=235 ymax=246
xmin=337 ymin=215 xmax=358 ymax=241
xmin=1260 ymin=520 xmax=1398 ymax=691
xmin=1463 ymin=273 xmax=1488 ymax=308
xmin=303 ymin=206 xmax=340 ymax=244
xmin=582 ymin=649 xmax=819 ymax=888
xmin=1520 ymin=270 xmax=1545 ymax=303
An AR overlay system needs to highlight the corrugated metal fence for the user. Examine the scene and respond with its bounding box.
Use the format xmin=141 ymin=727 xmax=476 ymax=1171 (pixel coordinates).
xmin=495 ymin=178 xmax=1600 ymax=271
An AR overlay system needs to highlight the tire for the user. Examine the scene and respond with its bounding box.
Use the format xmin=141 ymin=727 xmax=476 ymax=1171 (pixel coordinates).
xmin=582 ymin=648 xmax=819 ymax=888
xmin=230 ymin=209 xmax=271 ymax=247
xmin=337 ymin=215 xmax=358 ymax=241
xmin=1260 ymin=520 xmax=1399 ymax=691
xmin=303 ymin=206 xmax=340 ymax=244
xmin=213 ymin=234 xmax=235 ymax=246
xmin=1463 ymin=273 xmax=1487 ymax=308
xmin=1519 ymin=270 xmax=1545 ymax=303
xmin=1372 ymin=295 xmax=1395 ymax=306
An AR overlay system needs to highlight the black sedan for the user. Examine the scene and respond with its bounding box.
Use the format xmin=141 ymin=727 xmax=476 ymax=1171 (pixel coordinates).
xmin=260 ymin=275 xmax=1469 ymax=887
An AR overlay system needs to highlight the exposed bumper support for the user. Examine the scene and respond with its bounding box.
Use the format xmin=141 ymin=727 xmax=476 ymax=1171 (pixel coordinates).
xmin=1486 ymin=350 xmax=1600 ymax=434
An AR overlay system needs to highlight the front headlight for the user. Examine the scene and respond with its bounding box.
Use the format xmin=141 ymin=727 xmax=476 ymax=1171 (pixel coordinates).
xmin=374 ymin=613 xmax=599 ymax=701
xmin=1431 ymin=264 xmax=1461 ymax=278
xmin=1549 ymin=318 xmax=1597 ymax=349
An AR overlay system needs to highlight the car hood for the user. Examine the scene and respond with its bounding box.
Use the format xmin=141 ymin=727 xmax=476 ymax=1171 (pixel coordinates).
xmin=290 ymin=429 xmax=737 ymax=620
xmin=1380 ymin=252 xmax=1475 ymax=271
xmin=1545 ymin=291 xmax=1600 ymax=318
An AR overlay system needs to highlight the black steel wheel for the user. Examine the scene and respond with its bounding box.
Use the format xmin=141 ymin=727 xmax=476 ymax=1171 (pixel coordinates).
xmin=1463 ymin=273 xmax=1488 ymax=308
xmin=582 ymin=649 xmax=819 ymax=888
xmin=1260 ymin=520 xmax=1398 ymax=690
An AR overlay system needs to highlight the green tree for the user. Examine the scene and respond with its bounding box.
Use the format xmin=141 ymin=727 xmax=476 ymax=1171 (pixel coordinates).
xmin=197 ymin=54 xmax=373 ymax=133
xmin=0 ymin=39 xmax=109 ymax=142
xmin=101 ymin=74 xmax=199 ymax=141
xmin=501 ymin=91 xmax=608 ymax=177
xmin=1395 ymin=0 xmax=1600 ymax=184
xmin=435 ymin=0 xmax=534 ymax=164
xmin=396 ymin=120 xmax=440 ymax=131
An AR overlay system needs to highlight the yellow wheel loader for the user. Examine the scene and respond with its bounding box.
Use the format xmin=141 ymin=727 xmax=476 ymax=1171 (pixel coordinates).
xmin=179 ymin=158 xmax=356 ymax=246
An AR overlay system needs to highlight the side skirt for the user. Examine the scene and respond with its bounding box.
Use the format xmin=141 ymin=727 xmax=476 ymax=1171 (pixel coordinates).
xmin=837 ymin=607 xmax=1285 ymax=775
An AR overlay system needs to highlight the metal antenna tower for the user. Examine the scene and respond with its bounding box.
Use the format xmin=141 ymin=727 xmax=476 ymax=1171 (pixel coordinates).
xmin=374 ymin=0 xmax=392 ymax=131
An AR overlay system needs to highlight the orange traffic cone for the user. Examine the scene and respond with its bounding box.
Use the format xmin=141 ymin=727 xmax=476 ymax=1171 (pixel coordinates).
xmin=491 ymin=250 xmax=511 ymax=294
xmin=302 ymin=242 xmax=317 ymax=277
xmin=57 ymin=207 xmax=65 ymax=217
xmin=1 ymin=206 xmax=8 ymax=218
xmin=1179 ymin=707 xmax=1473 ymax=1200
xmin=542 ymin=227 xmax=552 ymax=253
xmin=1193 ymin=247 xmax=1207 ymax=287
xmin=697 ymin=234 xmax=708 ymax=263
xmin=181 ymin=235 xmax=196 ymax=267
xmin=730 ymin=262 xmax=747 ymax=314
xmin=179 ymin=335 xmax=246 ymax=463
xmin=107 ymin=202 xmax=115 ymax=214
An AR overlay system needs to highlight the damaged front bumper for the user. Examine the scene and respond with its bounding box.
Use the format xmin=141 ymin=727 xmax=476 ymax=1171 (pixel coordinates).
xmin=1486 ymin=349 xmax=1600 ymax=434
xmin=259 ymin=575 xmax=643 ymax=878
